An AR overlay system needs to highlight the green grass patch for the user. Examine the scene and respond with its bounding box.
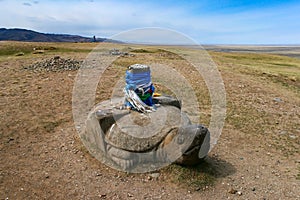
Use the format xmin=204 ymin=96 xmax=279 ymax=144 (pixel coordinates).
xmin=0 ymin=45 xmax=33 ymax=56
xmin=130 ymin=48 xmax=164 ymax=53
xmin=212 ymin=51 xmax=300 ymax=93
xmin=51 ymin=47 xmax=93 ymax=53
xmin=162 ymin=162 xmax=216 ymax=190
xmin=216 ymin=52 xmax=300 ymax=77
xmin=0 ymin=41 xmax=96 ymax=57
xmin=40 ymin=118 xmax=67 ymax=132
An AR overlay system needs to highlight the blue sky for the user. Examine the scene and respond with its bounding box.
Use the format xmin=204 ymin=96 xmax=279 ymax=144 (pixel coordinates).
xmin=0 ymin=0 xmax=299 ymax=44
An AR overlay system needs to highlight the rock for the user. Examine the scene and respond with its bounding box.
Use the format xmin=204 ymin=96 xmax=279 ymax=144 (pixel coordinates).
xmin=32 ymin=50 xmax=44 ymax=54
xmin=278 ymin=130 xmax=287 ymax=135
xmin=96 ymin=172 xmax=102 ymax=176
xmin=109 ymin=48 xmax=132 ymax=56
xmin=290 ymin=76 xmax=297 ymax=82
xmin=105 ymin=106 xmax=185 ymax=152
xmin=237 ymin=191 xmax=242 ymax=196
xmin=7 ymin=137 xmax=14 ymax=143
xmin=110 ymin=49 xmax=122 ymax=55
xmin=127 ymin=193 xmax=133 ymax=197
xmin=84 ymin=96 xmax=210 ymax=172
xmin=273 ymin=97 xmax=283 ymax=103
xmin=15 ymin=52 xmax=24 ymax=56
xmin=228 ymin=188 xmax=237 ymax=194
xmin=150 ymin=173 xmax=160 ymax=179
xmin=289 ymin=135 xmax=297 ymax=139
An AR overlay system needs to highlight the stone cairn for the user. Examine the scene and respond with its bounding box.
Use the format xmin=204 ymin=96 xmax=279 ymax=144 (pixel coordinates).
xmin=24 ymin=56 xmax=82 ymax=72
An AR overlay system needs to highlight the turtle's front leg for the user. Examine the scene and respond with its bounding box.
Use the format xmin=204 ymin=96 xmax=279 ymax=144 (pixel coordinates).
xmin=175 ymin=124 xmax=210 ymax=165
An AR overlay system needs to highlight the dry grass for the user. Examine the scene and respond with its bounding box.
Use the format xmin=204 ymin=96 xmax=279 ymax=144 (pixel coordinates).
xmin=1 ymin=42 xmax=299 ymax=198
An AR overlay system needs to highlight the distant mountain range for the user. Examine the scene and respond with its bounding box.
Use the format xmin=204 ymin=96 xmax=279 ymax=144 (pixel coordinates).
xmin=0 ymin=28 xmax=113 ymax=43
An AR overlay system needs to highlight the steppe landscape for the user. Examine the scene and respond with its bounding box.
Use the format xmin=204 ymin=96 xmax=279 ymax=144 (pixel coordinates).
xmin=0 ymin=41 xmax=299 ymax=199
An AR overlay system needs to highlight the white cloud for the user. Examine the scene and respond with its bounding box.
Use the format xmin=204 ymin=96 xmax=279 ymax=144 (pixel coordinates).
xmin=23 ymin=2 xmax=32 ymax=6
xmin=0 ymin=0 xmax=299 ymax=44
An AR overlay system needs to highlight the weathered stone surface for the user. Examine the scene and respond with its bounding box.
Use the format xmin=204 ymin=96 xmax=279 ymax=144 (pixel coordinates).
xmin=174 ymin=125 xmax=210 ymax=165
xmin=105 ymin=105 xmax=190 ymax=152
xmin=83 ymin=96 xmax=210 ymax=171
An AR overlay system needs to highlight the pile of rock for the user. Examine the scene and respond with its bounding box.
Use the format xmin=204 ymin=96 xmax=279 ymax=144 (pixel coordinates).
xmin=24 ymin=56 xmax=82 ymax=72
xmin=109 ymin=48 xmax=123 ymax=55
xmin=109 ymin=48 xmax=134 ymax=57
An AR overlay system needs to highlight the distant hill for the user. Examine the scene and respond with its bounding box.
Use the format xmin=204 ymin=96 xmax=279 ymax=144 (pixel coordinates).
xmin=0 ymin=28 xmax=112 ymax=43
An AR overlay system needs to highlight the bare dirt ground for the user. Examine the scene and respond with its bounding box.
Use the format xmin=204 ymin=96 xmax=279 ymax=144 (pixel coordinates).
xmin=0 ymin=42 xmax=299 ymax=199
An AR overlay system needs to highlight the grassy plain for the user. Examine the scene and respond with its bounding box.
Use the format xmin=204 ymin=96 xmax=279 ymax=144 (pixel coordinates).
xmin=0 ymin=41 xmax=299 ymax=199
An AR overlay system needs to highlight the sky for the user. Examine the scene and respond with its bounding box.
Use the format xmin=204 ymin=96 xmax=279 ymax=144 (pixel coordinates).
xmin=0 ymin=0 xmax=300 ymax=44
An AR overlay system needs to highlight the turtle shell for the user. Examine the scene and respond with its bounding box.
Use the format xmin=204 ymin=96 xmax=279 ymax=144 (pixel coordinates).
xmin=92 ymin=97 xmax=191 ymax=152
xmin=104 ymin=105 xmax=191 ymax=152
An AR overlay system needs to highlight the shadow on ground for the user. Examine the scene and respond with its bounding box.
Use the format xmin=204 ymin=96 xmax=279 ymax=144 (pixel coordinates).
xmin=202 ymin=156 xmax=236 ymax=178
xmin=161 ymin=156 xmax=236 ymax=190
xmin=171 ymin=155 xmax=236 ymax=178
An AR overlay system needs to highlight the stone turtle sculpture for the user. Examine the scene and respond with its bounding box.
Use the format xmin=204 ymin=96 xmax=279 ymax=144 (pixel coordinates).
xmin=84 ymin=95 xmax=210 ymax=172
